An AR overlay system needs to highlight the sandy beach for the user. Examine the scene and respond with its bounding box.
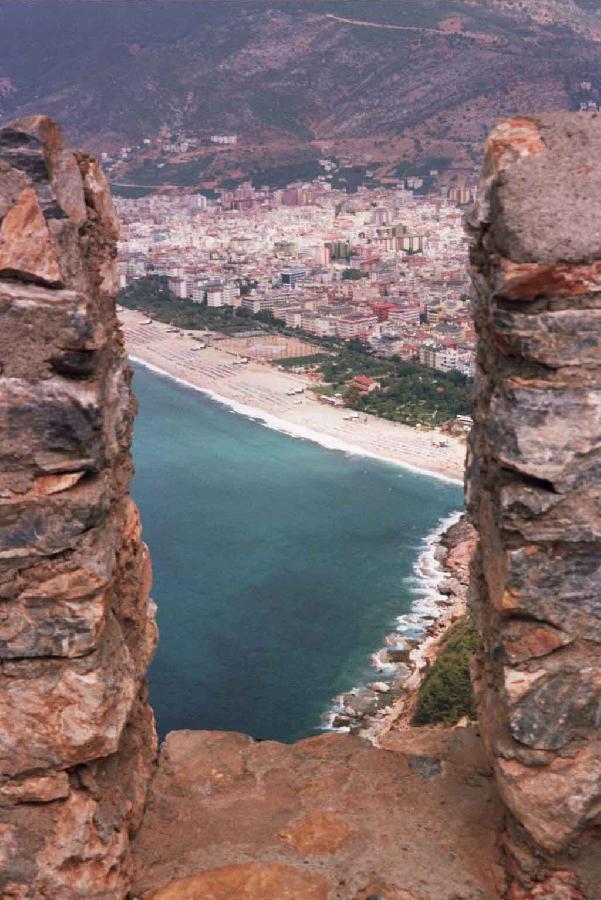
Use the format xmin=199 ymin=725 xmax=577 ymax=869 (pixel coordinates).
xmin=119 ymin=308 xmax=466 ymax=483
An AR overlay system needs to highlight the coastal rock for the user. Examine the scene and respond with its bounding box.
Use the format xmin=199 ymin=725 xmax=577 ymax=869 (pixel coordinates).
xmin=331 ymin=714 xmax=351 ymax=728
xmin=394 ymin=663 xmax=413 ymax=684
xmin=439 ymin=577 xmax=462 ymax=596
xmin=342 ymin=690 xmax=378 ymax=718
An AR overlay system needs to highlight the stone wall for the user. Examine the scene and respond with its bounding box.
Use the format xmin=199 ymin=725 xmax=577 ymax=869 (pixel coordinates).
xmin=466 ymin=113 xmax=601 ymax=898
xmin=0 ymin=117 xmax=157 ymax=897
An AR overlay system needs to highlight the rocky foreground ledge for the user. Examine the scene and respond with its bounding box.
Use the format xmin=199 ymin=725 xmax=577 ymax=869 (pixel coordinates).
xmin=131 ymin=727 xmax=503 ymax=900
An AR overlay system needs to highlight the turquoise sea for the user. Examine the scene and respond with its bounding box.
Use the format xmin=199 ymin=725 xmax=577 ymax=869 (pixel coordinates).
xmin=131 ymin=364 xmax=463 ymax=742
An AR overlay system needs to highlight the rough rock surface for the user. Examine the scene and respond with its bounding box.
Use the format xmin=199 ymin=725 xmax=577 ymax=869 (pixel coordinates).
xmin=466 ymin=112 xmax=601 ymax=897
xmin=0 ymin=117 xmax=156 ymax=897
xmin=132 ymin=728 xmax=503 ymax=900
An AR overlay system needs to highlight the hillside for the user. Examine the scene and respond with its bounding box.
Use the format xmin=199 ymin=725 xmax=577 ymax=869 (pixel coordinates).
xmin=1 ymin=0 xmax=601 ymax=189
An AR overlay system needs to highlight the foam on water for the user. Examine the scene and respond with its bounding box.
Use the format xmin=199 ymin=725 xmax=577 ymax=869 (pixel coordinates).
xmin=323 ymin=510 xmax=462 ymax=733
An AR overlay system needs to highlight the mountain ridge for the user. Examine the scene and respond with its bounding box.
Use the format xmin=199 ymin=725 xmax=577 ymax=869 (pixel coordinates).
xmin=1 ymin=1 xmax=600 ymax=188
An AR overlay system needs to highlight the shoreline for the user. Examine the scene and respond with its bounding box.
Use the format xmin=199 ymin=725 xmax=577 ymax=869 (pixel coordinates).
xmin=131 ymin=354 xmax=463 ymax=486
xmin=323 ymin=512 xmax=475 ymax=745
xmin=122 ymin=310 xmax=465 ymax=485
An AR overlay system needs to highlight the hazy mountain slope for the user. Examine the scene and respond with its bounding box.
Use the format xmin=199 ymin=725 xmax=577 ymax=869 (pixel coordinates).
xmin=1 ymin=1 xmax=599 ymax=186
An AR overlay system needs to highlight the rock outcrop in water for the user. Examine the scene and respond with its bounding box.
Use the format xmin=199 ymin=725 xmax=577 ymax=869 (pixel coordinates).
xmin=466 ymin=113 xmax=601 ymax=898
xmin=0 ymin=117 xmax=157 ymax=896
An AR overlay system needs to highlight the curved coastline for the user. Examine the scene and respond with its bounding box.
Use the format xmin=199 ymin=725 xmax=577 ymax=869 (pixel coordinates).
xmin=322 ymin=509 xmax=465 ymax=742
xmin=129 ymin=355 xmax=464 ymax=487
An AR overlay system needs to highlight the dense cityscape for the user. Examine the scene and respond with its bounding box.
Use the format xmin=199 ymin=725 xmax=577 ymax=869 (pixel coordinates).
xmin=116 ymin=170 xmax=476 ymax=379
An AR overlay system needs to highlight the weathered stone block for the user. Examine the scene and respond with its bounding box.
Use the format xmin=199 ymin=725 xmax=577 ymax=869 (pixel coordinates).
xmin=0 ymin=564 xmax=109 ymax=659
xmin=0 ymin=771 xmax=69 ymax=806
xmin=0 ymin=378 xmax=104 ymax=474
xmin=505 ymin=666 xmax=600 ymax=750
xmin=487 ymin=113 xmax=601 ymax=265
xmin=488 ymin=380 xmax=601 ymax=489
xmin=0 ymin=187 xmax=62 ymax=285
xmin=494 ymin=258 xmax=601 ymax=301
xmin=469 ymin=113 xmax=601 ymax=883
xmin=493 ymin=307 xmax=601 ymax=368
xmin=0 ymin=475 xmax=110 ymax=561
xmin=0 ymin=115 xmax=155 ymax=896
xmin=499 ymin=483 xmax=601 ymax=544
xmin=0 ymin=281 xmax=104 ymax=379
xmin=0 ymin=116 xmax=86 ymax=225
xmin=500 ymin=620 xmax=571 ymax=665
xmin=0 ymin=614 xmax=136 ymax=777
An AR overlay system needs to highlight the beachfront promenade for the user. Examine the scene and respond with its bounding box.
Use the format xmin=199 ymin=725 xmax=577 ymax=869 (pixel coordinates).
xmin=120 ymin=309 xmax=466 ymax=482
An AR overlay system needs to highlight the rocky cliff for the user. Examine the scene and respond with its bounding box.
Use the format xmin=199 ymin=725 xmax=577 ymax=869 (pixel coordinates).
xmin=0 ymin=117 xmax=157 ymax=897
xmin=466 ymin=113 xmax=601 ymax=898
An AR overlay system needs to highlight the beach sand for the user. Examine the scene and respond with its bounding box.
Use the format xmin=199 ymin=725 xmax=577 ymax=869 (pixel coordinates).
xmin=119 ymin=308 xmax=466 ymax=483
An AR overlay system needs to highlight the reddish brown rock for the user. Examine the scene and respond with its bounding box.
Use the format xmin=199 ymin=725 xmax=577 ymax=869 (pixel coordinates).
xmin=144 ymin=863 xmax=334 ymax=900
xmin=0 ymin=771 xmax=69 ymax=806
xmin=32 ymin=789 xmax=130 ymax=899
xmin=0 ymin=614 xmax=136 ymax=776
xmin=484 ymin=118 xmax=545 ymax=176
xmin=132 ymin=728 xmax=503 ymax=900
xmin=0 ymin=187 xmax=62 ymax=285
xmin=496 ymin=258 xmax=601 ymax=301
xmin=501 ymin=622 xmax=570 ymax=665
xmin=278 ymin=810 xmax=351 ymax=855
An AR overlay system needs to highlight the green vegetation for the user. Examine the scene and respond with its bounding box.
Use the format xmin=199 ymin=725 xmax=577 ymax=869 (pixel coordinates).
xmin=275 ymin=354 xmax=332 ymax=368
xmin=341 ymin=268 xmax=369 ymax=280
xmin=119 ymin=276 xmax=257 ymax=334
xmin=111 ymin=184 xmax=156 ymax=199
xmin=250 ymin=92 xmax=315 ymax=142
xmin=125 ymin=156 xmax=215 ymax=187
xmin=411 ymin=616 xmax=478 ymax=727
xmin=120 ymin=277 xmax=473 ymax=426
xmin=317 ymin=347 xmax=472 ymax=427
xmin=250 ymin=160 xmax=323 ymax=190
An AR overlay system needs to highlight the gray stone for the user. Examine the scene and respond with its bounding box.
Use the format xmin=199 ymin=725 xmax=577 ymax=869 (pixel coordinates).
xmin=0 ymin=378 xmax=104 ymax=475
xmin=408 ymin=755 xmax=444 ymax=779
xmin=508 ymin=671 xmax=600 ymax=751
xmin=488 ymin=381 xmax=601 ymax=489
xmin=488 ymin=112 xmax=601 ymax=264
xmin=493 ymin=307 xmax=601 ymax=368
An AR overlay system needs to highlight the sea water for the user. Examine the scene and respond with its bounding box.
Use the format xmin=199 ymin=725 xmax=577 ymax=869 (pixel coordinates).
xmin=131 ymin=364 xmax=463 ymax=742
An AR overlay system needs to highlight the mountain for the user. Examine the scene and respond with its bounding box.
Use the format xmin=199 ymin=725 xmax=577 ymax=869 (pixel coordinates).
xmin=1 ymin=0 xmax=601 ymax=190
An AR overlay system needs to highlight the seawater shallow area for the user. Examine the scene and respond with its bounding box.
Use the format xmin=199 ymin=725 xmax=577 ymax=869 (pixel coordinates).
xmin=131 ymin=363 xmax=463 ymax=742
